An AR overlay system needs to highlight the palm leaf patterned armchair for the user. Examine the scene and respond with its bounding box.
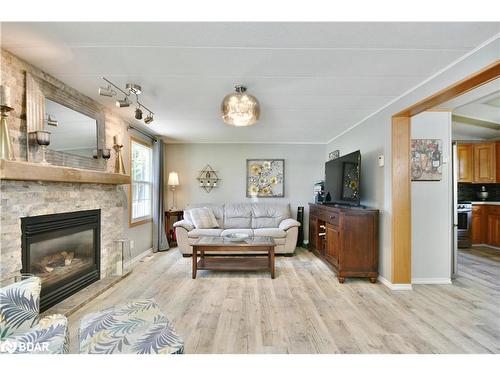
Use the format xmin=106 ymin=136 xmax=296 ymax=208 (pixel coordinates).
xmin=0 ymin=276 xmax=69 ymax=354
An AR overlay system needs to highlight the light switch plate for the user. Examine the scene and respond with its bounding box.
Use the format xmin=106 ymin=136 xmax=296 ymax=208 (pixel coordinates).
xmin=378 ymin=155 xmax=385 ymax=167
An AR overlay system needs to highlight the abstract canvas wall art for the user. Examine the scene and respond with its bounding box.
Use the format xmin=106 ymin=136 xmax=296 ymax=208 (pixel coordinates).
xmin=246 ymin=159 xmax=285 ymax=197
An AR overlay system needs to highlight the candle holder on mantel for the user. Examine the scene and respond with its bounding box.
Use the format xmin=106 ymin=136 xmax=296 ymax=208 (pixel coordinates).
xmin=35 ymin=130 xmax=51 ymax=165
xmin=0 ymin=105 xmax=15 ymax=161
xmin=113 ymin=136 xmax=126 ymax=174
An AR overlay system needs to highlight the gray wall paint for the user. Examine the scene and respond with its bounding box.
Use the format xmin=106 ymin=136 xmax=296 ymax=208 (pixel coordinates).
xmin=325 ymin=37 xmax=499 ymax=282
xmin=325 ymin=120 xmax=391 ymax=280
xmin=165 ymin=143 xmax=325 ymax=240
xmin=411 ymin=112 xmax=452 ymax=282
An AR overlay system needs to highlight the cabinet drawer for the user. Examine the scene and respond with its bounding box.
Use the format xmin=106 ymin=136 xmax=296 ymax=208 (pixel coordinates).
xmin=324 ymin=211 xmax=339 ymax=226
xmin=487 ymin=205 xmax=500 ymax=215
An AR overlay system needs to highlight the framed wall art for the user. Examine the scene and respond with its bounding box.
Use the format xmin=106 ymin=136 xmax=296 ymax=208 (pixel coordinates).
xmin=246 ymin=159 xmax=285 ymax=198
xmin=411 ymin=139 xmax=443 ymax=181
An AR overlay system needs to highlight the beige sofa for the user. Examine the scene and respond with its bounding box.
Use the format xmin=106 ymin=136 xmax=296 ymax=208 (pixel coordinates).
xmin=173 ymin=203 xmax=300 ymax=255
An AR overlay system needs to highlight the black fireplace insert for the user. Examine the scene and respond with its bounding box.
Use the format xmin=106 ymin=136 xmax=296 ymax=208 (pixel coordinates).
xmin=21 ymin=209 xmax=100 ymax=311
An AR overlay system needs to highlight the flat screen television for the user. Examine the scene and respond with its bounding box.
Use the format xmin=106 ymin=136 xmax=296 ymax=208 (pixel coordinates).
xmin=324 ymin=150 xmax=361 ymax=206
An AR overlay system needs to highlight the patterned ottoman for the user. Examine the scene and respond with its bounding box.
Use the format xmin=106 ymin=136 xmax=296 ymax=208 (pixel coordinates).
xmin=79 ymin=299 xmax=184 ymax=354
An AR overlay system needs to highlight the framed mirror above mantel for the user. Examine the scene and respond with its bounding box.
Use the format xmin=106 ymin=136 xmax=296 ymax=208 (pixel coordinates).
xmin=26 ymin=72 xmax=106 ymax=170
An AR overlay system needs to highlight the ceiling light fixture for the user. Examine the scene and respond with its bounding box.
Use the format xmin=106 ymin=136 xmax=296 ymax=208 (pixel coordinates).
xmin=46 ymin=115 xmax=58 ymax=127
xmin=98 ymin=85 xmax=117 ymax=97
xmin=135 ymin=107 xmax=143 ymax=120
xmin=116 ymin=97 xmax=131 ymax=108
xmin=221 ymin=85 xmax=260 ymax=127
xmin=99 ymin=77 xmax=156 ymax=125
xmin=144 ymin=113 xmax=154 ymax=124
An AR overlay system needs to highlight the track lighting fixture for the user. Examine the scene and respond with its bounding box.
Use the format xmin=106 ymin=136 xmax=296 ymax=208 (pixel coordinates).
xmin=135 ymin=107 xmax=143 ymax=120
xmin=144 ymin=113 xmax=154 ymax=124
xmin=116 ymin=97 xmax=131 ymax=108
xmin=98 ymin=85 xmax=116 ymax=97
xmin=100 ymin=77 xmax=156 ymax=125
xmin=126 ymin=83 xmax=142 ymax=95
xmin=46 ymin=115 xmax=58 ymax=127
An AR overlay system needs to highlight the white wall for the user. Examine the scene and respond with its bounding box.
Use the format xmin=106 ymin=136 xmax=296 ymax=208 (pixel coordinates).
xmin=165 ymin=143 xmax=325 ymax=240
xmin=411 ymin=112 xmax=452 ymax=283
xmin=325 ymin=36 xmax=499 ymax=283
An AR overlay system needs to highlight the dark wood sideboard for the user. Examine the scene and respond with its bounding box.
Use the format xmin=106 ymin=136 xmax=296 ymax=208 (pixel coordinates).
xmin=308 ymin=203 xmax=379 ymax=283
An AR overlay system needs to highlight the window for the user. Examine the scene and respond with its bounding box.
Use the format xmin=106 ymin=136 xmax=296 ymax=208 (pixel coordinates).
xmin=130 ymin=138 xmax=153 ymax=226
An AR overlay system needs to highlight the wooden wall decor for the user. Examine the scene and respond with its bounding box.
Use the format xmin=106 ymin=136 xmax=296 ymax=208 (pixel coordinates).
xmin=197 ymin=165 xmax=221 ymax=193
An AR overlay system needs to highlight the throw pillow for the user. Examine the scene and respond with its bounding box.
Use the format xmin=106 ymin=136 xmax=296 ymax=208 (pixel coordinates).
xmin=188 ymin=207 xmax=219 ymax=229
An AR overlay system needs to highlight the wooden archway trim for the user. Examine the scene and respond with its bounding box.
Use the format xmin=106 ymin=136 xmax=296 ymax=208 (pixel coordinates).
xmin=391 ymin=60 xmax=500 ymax=285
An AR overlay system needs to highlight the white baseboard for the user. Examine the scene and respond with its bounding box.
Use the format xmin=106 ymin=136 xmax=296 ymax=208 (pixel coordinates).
xmin=378 ymin=275 xmax=413 ymax=291
xmin=412 ymin=278 xmax=452 ymax=284
xmin=124 ymin=248 xmax=153 ymax=269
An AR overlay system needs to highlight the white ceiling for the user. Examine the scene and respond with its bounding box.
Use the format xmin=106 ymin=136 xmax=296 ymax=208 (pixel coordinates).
xmin=1 ymin=22 xmax=499 ymax=143
xmin=438 ymin=78 xmax=500 ymax=140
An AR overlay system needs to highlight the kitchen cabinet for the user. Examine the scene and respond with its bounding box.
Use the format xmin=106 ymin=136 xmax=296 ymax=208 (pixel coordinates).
xmin=496 ymin=141 xmax=500 ymax=183
xmin=456 ymin=142 xmax=497 ymax=183
xmin=472 ymin=204 xmax=500 ymax=247
xmin=471 ymin=205 xmax=486 ymax=244
xmin=486 ymin=206 xmax=500 ymax=247
xmin=473 ymin=142 xmax=496 ymax=183
xmin=457 ymin=144 xmax=473 ymax=182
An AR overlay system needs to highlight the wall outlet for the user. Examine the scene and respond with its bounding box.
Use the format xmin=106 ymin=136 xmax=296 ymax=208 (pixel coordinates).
xmin=130 ymin=240 xmax=134 ymax=249
xmin=378 ymin=155 xmax=385 ymax=167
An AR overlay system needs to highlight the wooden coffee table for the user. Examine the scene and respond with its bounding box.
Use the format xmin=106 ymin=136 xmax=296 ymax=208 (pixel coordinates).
xmin=192 ymin=236 xmax=276 ymax=279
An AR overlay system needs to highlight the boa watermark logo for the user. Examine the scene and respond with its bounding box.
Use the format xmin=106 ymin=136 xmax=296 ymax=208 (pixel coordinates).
xmin=0 ymin=340 xmax=49 ymax=353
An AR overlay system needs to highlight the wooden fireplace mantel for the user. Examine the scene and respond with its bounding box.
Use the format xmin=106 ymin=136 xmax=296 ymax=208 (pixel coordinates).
xmin=0 ymin=160 xmax=130 ymax=185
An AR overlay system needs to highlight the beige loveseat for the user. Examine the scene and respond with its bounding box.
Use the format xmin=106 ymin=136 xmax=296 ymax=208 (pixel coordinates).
xmin=173 ymin=203 xmax=300 ymax=255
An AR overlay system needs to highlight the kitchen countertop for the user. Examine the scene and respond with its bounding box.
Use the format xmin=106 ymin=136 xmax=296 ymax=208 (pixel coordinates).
xmin=471 ymin=201 xmax=500 ymax=206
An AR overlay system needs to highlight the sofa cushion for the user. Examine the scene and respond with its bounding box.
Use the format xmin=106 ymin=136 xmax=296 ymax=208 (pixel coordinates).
xmin=0 ymin=276 xmax=41 ymax=337
xmin=253 ymin=228 xmax=287 ymax=238
xmin=223 ymin=203 xmax=252 ymax=229
xmin=251 ymin=203 xmax=291 ymax=229
xmin=188 ymin=207 xmax=219 ymax=229
xmin=220 ymin=228 xmax=254 ymax=237
xmin=188 ymin=229 xmax=223 ymax=238
xmin=185 ymin=204 xmax=224 ymax=227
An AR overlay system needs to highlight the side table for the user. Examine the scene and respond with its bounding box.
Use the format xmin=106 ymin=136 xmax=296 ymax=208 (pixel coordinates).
xmin=165 ymin=209 xmax=183 ymax=246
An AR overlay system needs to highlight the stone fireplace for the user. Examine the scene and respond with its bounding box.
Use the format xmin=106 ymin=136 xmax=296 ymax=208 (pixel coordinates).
xmin=21 ymin=209 xmax=101 ymax=311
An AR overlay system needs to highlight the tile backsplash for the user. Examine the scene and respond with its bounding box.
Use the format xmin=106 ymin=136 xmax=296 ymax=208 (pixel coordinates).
xmin=458 ymin=183 xmax=500 ymax=202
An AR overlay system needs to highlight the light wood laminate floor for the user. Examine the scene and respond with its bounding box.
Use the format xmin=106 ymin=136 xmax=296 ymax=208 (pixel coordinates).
xmin=67 ymin=247 xmax=499 ymax=353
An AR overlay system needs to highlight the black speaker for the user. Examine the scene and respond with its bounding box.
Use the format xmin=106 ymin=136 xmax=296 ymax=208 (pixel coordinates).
xmin=296 ymin=206 xmax=304 ymax=247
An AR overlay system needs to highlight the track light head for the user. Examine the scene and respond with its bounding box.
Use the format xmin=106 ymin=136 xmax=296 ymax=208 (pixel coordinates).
xmin=126 ymin=83 xmax=142 ymax=95
xmin=99 ymin=85 xmax=116 ymax=97
xmin=116 ymin=97 xmax=130 ymax=108
xmin=135 ymin=107 xmax=143 ymax=120
xmin=144 ymin=113 xmax=154 ymax=124
xmin=46 ymin=115 xmax=58 ymax=127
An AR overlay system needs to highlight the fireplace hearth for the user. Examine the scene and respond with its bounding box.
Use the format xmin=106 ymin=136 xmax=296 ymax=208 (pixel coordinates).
xmin=21 ymin=209 xmax=101 ymax=311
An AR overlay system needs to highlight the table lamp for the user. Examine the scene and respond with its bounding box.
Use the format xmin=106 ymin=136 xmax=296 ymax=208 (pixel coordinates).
xmin=168 ymin=171 xmax=180 ymax=211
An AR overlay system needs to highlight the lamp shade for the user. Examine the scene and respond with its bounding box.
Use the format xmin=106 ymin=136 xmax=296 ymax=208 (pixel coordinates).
xmin=168 ymin=171 xmax=179 ymax=186
xmin=221 ymin=85 xmax=260 ymax=127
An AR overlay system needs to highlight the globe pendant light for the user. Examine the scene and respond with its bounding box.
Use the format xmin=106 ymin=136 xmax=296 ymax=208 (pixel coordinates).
xmin=221 ymin=85 xmax=260 ymax=126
